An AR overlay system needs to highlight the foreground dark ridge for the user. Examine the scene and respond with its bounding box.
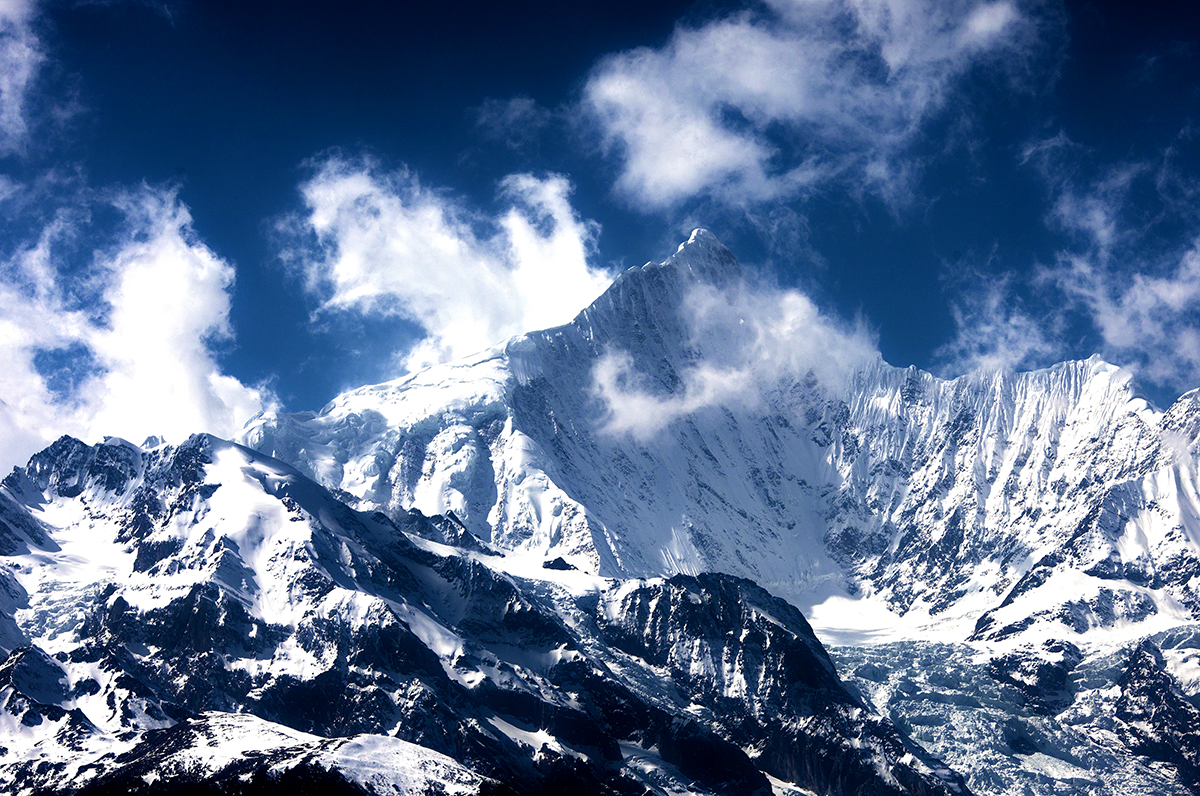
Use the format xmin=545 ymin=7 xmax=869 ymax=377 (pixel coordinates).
xmin=0 ymin=432 xmax=967 ymax=795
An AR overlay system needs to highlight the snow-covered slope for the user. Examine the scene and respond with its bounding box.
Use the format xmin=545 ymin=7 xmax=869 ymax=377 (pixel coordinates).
xmin=0 ymin=433 xmax=966 ymax=796
xmin=243 ymin=230 xmax=1200 ymax=651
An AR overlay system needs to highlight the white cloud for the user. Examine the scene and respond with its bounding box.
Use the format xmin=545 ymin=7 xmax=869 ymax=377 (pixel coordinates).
xmin=585 ymin=0 xmax=1032 ymax=208
xmin=1032 ymin=143 xmax=1200 ymax=393
xmin=1049 ymin=164 xmax=1147 ymax=256
xmin=1052 ymin=243 xmax=1200 ymax=390
xmin=963 ymin=1 xmax=1020 ymax=42
xmin=286 ymin=157 xmax=613 ymax=372
xmin=934 ymin=271 xmax=1060 ymax=375
xmin=0 ymin=185 xmax=272 ymax=469
xmin=592 ymin=271 xmax=878 ymax=439
xmin=0 ymin=0 xmax=42 ymax=154
xmin=959 ymin=138 xmax=1200 ymax=396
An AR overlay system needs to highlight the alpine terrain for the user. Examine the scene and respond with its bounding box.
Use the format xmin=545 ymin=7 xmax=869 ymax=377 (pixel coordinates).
xmin=4 ymin=230 xmax=1200 ymax=794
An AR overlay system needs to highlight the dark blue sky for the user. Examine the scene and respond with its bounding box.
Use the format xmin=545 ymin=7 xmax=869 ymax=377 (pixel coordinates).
xmin=32 ymin=0 xmax=712 ymax=397
xmin=1 ymin=0 xmax=1199 ymax=463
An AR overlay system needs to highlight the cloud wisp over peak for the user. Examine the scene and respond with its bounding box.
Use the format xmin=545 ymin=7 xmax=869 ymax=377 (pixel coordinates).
xmin=282 ymin=156 xmax=613 ymax=373
xmin=593 ymin=258 xmax=879 ymax=440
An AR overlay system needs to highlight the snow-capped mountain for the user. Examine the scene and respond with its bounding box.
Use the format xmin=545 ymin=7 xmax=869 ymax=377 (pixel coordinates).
xmin=6 ymin=229 xmax=1200 ymax=795
xmin=243 ymin=230 xmax=1200 ymax=649
xmin=237 ymin=229 xmax=1200 ymax=795
xmin=0 ymin=433 xmax=967 ymax=795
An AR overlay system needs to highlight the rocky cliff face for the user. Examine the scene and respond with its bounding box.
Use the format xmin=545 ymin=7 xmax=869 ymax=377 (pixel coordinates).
xmin=0 ymin=433 xmax=966 ymax=796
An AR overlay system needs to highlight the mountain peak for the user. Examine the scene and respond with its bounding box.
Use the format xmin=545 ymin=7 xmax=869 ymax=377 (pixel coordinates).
xmin=662 ymin=227 xmax=741 ymax=285
xmin=676 ymin=227 xmax=722 ymax=252
xmin=562 ymin=229 xmax=743 ymax=353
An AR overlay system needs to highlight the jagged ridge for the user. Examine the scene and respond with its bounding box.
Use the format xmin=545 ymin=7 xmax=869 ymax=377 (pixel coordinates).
xmin=0 ymin=433 xmax=967 ymax=796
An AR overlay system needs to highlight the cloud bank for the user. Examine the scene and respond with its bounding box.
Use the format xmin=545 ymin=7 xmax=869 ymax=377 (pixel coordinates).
xmin=284 ymin=157 xmax=613 ymax=372
xmin=585 ymin=0 xmax=1034 ymax=208
xmin=0 ymin=184 xmax=272 ymax=468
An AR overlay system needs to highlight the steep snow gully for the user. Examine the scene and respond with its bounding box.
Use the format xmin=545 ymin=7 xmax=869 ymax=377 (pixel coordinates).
xmin=5 ymin=231 xmax=1200 ymax=794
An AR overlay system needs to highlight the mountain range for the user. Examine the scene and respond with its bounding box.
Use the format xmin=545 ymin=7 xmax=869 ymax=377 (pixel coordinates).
xmin=4 ymin=231 xmax=1200 ymax=794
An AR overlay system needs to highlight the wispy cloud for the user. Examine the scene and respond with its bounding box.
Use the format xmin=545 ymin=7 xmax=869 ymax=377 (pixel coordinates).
xmin=585 ymin=0 xmax=1038 ymax=209
xmin=935 ymin=269 xmax=1059 ymax=374
xmin=281 ymin=156 xmax=613 ymax=372
xmin=1032 ymin=130 xmax=1200 ymax=393
xmin=0 ymin=0 xmax=42 ymax=155
xmin=939 ymin=130 xmax=1200 ymax=396
xmin=0 ymin=184 xmax=272 ymax=468
xmin=474 ymin=96 xmax=555 ymax=154
xmin=593 ymin=251 xmax=878 ymax=439
xmin=1050 ymin=242 xmax=1200 ymax=391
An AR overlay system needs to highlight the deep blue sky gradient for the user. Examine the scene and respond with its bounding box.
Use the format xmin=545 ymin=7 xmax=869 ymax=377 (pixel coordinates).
xmin=10 ymin=0 xmax=1200 ymax=412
